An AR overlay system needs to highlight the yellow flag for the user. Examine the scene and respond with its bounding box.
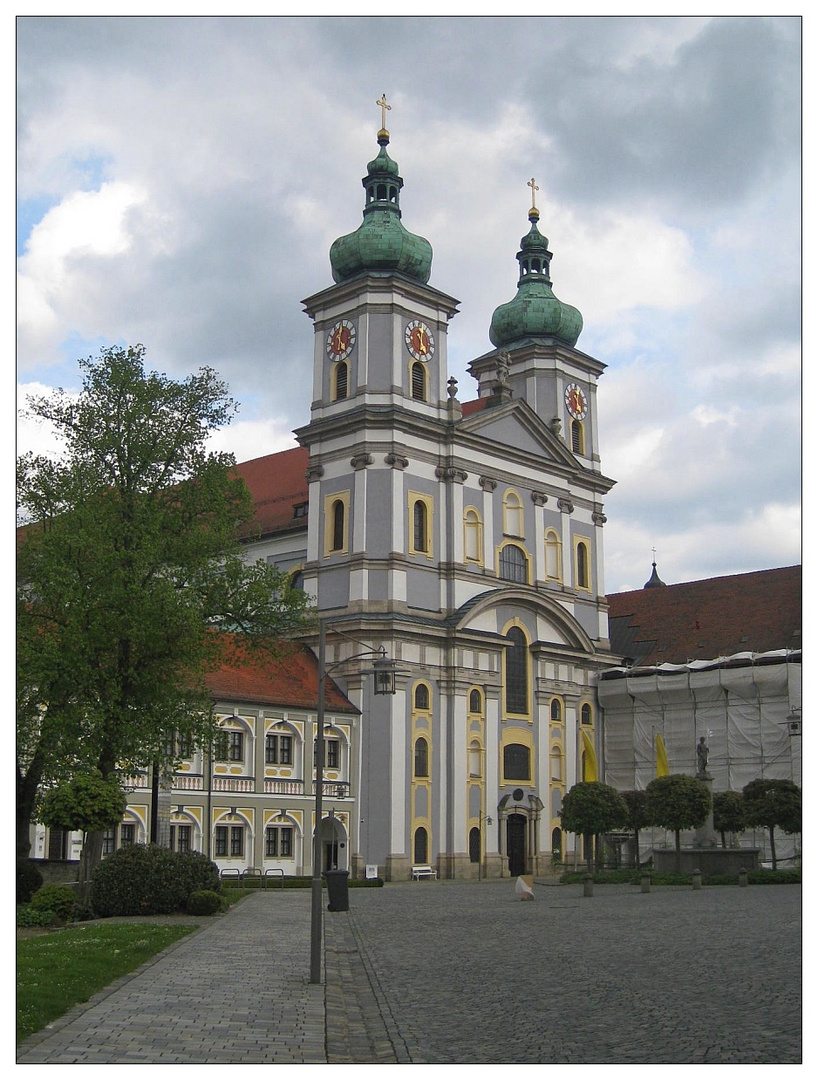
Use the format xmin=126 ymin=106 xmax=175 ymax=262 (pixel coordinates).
xmin=581 ymin=730 xmax=598 ymax=781
xmin=655 ymin=734 xmax=670 ymax=777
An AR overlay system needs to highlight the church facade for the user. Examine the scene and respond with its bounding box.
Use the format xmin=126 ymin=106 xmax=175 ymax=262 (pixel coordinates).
xmin=34 ymin=112 xmax=800 ymax=881
xmin=230 ymin=115 xmax=619 ymax=880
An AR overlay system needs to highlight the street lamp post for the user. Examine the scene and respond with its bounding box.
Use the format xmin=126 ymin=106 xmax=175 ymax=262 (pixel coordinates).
xmin=309 ymin=618 xmax=397 ymax=985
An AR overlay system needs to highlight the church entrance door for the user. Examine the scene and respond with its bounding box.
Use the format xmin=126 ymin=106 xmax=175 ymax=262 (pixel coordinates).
xmin=507 ymin=813 xmax=527 ymax=876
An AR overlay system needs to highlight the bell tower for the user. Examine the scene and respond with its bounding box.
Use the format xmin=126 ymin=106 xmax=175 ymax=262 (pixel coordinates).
xmin=295 ymin=97 xmax=460 ymax=616
xmin=469 ymin=180 xmax=605 ymax=472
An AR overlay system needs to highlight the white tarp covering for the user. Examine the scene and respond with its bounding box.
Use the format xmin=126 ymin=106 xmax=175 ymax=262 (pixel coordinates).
xmin=598 ymin=651 xmax=801 ymax=866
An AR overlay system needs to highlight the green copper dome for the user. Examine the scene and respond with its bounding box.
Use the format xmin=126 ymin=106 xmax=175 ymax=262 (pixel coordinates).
xmin=489 ymin=208 xmax=583 ymax=348
xmin=330 ymin=131 xmax=433 ymax=285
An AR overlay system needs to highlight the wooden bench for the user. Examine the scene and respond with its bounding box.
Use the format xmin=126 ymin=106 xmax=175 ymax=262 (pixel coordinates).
xmin=411 ymin=864 xmax=437 ymax=880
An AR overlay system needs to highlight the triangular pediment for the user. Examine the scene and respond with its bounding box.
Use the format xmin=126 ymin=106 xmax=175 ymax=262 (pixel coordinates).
xmin=457 ymin=397 xmax=580 ymax=470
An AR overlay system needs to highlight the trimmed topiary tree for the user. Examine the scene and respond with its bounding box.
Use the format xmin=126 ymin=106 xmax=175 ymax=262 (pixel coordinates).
xmin=620 ymin=789 xmax=650 ymax=869
xmin=742 ymin=778 xmax=801 ymax=871
xmin=645 ymin=774 xmax=711 ymax=874
xmin=90 ymin=844 xmax=220 ymax=916
xmin=39 ymin=772 xmax=128 ymax=899
xmin=712 ymin=790 xmax=746 ymax=848
xmin=560 ymin=781 xmax=629 ymax=871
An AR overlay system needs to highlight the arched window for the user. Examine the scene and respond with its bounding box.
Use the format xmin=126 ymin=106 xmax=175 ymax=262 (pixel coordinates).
xmin=545 ymin=528 xmax=562 ymax=581
xmin=414 ymin=737 xmax=429 ymax=778
xmin=469 ymin=826 xmax=481 ymax=863
xmin=504 ymin=626 xmax=528 ymax=714
xmin=503 ymin=490 xmax=524 ymax=537
xmin=499 ymin=543 xmax=528 ymax=584
xmin=503 ymin=743 xmax=530 ymax=781
xmin=581 ymin=703 xmax=593 ymax=726
xmin=414 ymin=827 xmax=428 ymax=864
xmin=413 ymin=500 xmax=428 ymax=553
xmin=414 ymin=683 xmax=430 ymax=711
xmin=331 ymin=499 xmax=345 ymax=552
xmin=333 ymin=361 xmax=348 ymax=401
xmin=411 ymin=362 xmax=426 ymax=401
xmin=576 ymin=539 xmax=590 ymax=590
xmin=571 ymin=419 xmax=585 ymax=455
xmin=464 ymin=508 xmax=482 ymax=563
xmin=551 ymin=827 xmax=562 ymax=857
xmin=550 ymin=698 xmax=563 ymax=724
xmin=469 ymin=688 xmax=483 ymax=714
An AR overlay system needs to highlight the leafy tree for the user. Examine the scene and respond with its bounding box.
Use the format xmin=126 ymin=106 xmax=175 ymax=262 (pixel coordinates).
xmin=742 ymin=778 xmax=801 ymax=871
xmin=712 ymin=790 xmax=746 ymax=848
xmin=620 ymin=789 xmax=650 ymax=869
xmin=39 ymin=772 xmax=127 ymax=893
xmin=645 ymin=774 xmax=711 ymax=874
xmin=17 ymin=345 xmax=312 ymax=868
xmin=560 ymin=781 xmax=629 ymax=870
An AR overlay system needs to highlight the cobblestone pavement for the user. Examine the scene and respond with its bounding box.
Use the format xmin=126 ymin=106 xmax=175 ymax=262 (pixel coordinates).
xmin=339 ymin=879 xmax=802 ymax=1064
xmin=17 ymin=880 xmax=802 ymax=1065
xmin=17 ymin=890 xmax=326 ymax=1064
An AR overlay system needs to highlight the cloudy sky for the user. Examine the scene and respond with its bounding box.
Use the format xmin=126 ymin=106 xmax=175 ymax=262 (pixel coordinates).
xmin=16 ymin=13 xmax=802 ymax=593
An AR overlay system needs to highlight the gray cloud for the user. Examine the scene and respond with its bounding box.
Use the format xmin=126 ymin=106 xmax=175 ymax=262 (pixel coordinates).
xmin=15 ymin=15 xmax=801 ymax=592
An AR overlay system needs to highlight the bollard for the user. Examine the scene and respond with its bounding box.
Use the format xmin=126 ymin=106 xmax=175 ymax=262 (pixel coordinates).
xmin=641 ymin=873 xmax=651 ymax=894
xmin=583 ymin=873 xmax=594 ymax=897
xmin=692 ymin=868 xmax=702 ymax=891
xmin=739 ymin=867 xmax=748 ymax=888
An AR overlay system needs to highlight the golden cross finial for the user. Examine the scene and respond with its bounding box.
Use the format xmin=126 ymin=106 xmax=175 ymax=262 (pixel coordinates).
xmin=376 ymin=93 xmax=391 ymax=131
xmin=528 ymin=176 xmax=539 ymax=211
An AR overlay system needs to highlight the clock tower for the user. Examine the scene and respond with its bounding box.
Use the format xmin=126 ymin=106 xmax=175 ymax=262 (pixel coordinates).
xmin=469 ymin=183 xmax=605 ymax=471
xmin=295 ymin=101 xmax=460 ymax=618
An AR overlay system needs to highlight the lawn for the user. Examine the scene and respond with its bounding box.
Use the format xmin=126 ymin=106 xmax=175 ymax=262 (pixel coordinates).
xmin=17 ymin=922 xmax=195 ymax=1045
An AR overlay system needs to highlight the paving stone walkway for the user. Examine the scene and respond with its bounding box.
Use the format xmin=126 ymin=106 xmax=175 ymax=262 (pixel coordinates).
xmin=17 ymin=879 xmax=802 ymax=1065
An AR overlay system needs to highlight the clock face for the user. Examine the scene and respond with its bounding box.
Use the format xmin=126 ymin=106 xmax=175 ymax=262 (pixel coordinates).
xmin=326 ymin=320 xmax=356 ymax=361
xmin=405 ymin=320 xmax=435 ymax=361
xmin=564 ymin=383 xmax=588 ymax=420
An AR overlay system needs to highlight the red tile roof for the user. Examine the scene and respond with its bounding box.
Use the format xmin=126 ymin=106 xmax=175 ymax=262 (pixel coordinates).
xmin=606 ymin=566 xmax=802 ymax=667
xmin=205 ymin=637 xmax=358 ymax=714
xmin=233 ymin=445 xmax=310 ymax=539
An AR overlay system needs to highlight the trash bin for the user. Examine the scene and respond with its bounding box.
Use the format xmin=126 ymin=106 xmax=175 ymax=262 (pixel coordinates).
xmin=324 ymin=869 xmax=350 ymax=912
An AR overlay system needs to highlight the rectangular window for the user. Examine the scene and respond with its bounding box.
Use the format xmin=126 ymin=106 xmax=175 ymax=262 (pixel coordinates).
xmin=266 ymin=733 xmax=293 ymax=765
xmin=265 ymin=826 xmax=293 ymax=858
xmin=326 ymin=739 xmax=339 ymax=769
xmin=121 ymin=823 xmax=135 ymax=846
xmin=229 ymin=731 xmax=244 ymax=761
xmin=214 ymin=732 xmax=229 ymax=761
xmin=230 ymin=826 xmax=244 ymax=856
xmin=102 ymin=829 xmax=117 ymax=856
xmin=178 ymin=824 xmax=191 ymax=853
xmin=315 ymin=738 xmax=340 ymax=769
xmin=177 ymin=732 xmax=193 ymax=758
xmin=215 ymin=826 xmax=228 ymax=857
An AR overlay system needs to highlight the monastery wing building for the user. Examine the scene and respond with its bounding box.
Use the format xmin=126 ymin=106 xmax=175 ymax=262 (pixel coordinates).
xmin=233 ymin=115 xmax=618 ymax=881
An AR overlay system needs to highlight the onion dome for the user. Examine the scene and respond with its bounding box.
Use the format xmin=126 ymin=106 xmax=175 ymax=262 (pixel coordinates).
xmin=489 ymin=203 xmax=583 ymax=348
xmin=329 ymin=128 xmax=432 ymax=285
xmin=643 ymin=561 xmax=667 ymax=589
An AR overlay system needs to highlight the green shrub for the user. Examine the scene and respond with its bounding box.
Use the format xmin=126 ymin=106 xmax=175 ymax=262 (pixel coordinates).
xmin=29 ymin=884 xmax=79 ymax=922
xmin=90 ymin=844 xmax=220 ymax=916
xmin=186 ymin=889 xmax=223 ymax=915
xmin=17 ymin=860 xmax=44 ymax=904
xmin=17 ymin=906 xmax=58 ymax=927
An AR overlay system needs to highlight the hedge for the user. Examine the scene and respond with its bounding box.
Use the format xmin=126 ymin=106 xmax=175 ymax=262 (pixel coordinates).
xmin=90 ymin=844 xmax=220 ymax=916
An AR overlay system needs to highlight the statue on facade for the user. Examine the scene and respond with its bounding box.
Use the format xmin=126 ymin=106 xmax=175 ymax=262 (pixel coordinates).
xmin=696 ymin=736 xmax=709 ymax=774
